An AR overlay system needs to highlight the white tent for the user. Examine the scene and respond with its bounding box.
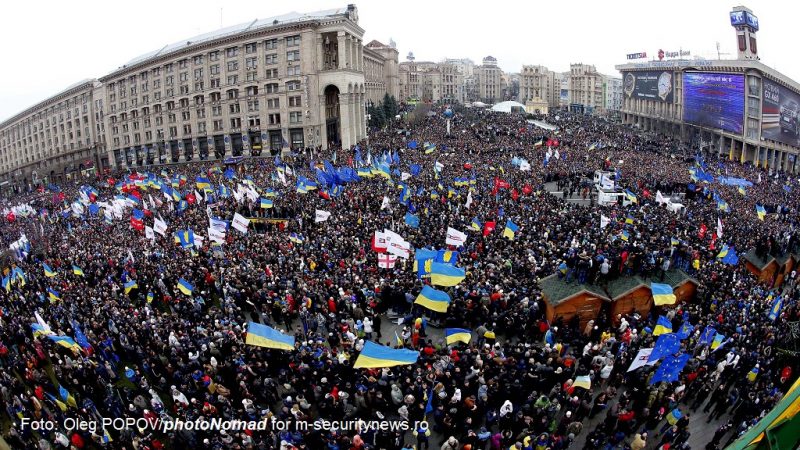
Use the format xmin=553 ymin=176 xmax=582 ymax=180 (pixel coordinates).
xmin=471 ymin=101 xmax=488 ymax=108
xmin=490 ymin=101 xmax=526 ymax=113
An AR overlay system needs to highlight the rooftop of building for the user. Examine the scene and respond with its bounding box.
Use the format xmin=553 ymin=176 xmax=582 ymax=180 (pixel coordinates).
xmin=615 ymin=58 xmax=800 ymax=94
xmin=104 ymin=6 xmax=354 ymax=80
xmin=1 ymin=79 xmax=97 ymax=129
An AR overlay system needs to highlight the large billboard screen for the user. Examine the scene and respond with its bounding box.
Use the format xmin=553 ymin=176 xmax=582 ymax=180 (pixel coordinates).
xmin=762 ymin=80 xmax=800 ymax=147
xmin=622 ymin=71 xmax=674 ymax=103
xmin=683 ymin=72 xmax=745 ymax=134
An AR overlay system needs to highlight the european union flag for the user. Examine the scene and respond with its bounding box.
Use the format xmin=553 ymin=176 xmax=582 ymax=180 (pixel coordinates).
xmin=410 ymin=164 xmax=421 ymax=176
xmin=650 ymin=353 xmax=690 ymax=384
xmin=224 ymin=168 xmax=236 ymax=180
xmin=404 ymin=213 xmax=420 ymax=229
xmin=648 ymin=333 xmax=680 ymax=362
xmin=407 ymin=140 xmax=418 ymax=150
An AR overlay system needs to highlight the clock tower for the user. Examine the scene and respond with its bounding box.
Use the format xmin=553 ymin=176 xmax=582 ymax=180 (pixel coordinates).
xmin=730 ymin=6 xmax=759 ymax=60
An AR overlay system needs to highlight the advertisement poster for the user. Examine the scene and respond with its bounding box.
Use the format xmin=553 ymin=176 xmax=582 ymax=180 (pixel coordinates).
xmin=622 ymin=71 xmax=674 ymax=103
xmin=762 ymin=79 xmax=800 ymax=147
xmin=683 ymin=72 xmax=745 ymax=134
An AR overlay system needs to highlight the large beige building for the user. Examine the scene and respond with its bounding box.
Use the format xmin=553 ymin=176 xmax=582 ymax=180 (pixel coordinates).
xmin=0 ymin=5 xmax=399 ymax=188
xmin=398 ymin=59 xmax=463 ymax=103
xmin=568 ymin=63 xmax=605 ymax=113
xmin=520 ymin=65 xmax=559 ymax=108
xmin=0 ymin=80 xmax=106 ymax=189
xmin=475 ymin=56 xmax=504 ymax=104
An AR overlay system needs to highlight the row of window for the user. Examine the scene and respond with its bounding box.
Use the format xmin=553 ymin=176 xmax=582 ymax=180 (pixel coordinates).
xmin=110 ymin=111 xmax=302 ymax=146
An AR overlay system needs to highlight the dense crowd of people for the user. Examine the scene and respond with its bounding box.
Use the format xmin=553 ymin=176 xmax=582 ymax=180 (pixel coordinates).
xmin=0 ymin=106 xmax=798 ymax=450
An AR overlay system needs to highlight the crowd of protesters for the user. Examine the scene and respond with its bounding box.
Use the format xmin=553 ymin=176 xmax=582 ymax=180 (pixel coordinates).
xmin=0 ymin=105 xmax=798 ymax=450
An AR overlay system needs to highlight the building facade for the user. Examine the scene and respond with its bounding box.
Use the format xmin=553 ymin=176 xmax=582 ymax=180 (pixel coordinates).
xmin=0 ymin=5 xmax=399 ymax=188
xmin=520 ymin=65 xmax=554 ymax=106
xmin=398 ymin=60 xmax=463 ymax=104
xmin=475 ymin=56 xmax=503 ymax=104
xmin=0 ymin=80 xmax=106 ymax=188
xmin=603 ymin=76 xmax=623 ymax=113
xmin=616 ymin=59 xmax=800 ymax=172
xmin=568 ymin=63 xmax=604 ymax=113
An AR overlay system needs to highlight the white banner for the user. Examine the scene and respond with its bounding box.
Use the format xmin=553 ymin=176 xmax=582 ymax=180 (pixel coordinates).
xmin=315 ymin=210 xmax=331 ymax=223
xmin=232 ymin=213 xmax=250 ymax=234
xmin=153 ymin=218 xmax=168 ymax=236
xmin=626 ymin=348 xmax=658 ymax=372
xmin=208 ymin=227 xmax=226 ymax=243
xmin=600 ymin=215 xmax=610 ymax=229
xmin=446 ymin=227 xmax=467 ymax=247
xmin=401 ymin=172 xmax=411 ymax=181
xmin=380 ymin=196 xmax=390 ymax=210
xmin=145 ymin=226 xmax=155 ymax=241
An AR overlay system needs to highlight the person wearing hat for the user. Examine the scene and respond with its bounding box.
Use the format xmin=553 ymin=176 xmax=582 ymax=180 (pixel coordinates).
xmin=440 ymin=436 xmax=459 ymax=450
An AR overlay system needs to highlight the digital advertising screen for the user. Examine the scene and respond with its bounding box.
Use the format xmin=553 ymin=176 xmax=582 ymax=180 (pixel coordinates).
xmin=762 ymin=79 xmax=800 ymax=147
xmin=683 ymin=72 xmax=745 ymax=134
xmin=622 ymin=71 xmax=674 ymax=103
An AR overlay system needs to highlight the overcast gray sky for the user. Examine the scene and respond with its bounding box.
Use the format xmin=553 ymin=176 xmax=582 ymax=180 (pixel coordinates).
xmin=1 ymin=0 xmax=798 ymax=121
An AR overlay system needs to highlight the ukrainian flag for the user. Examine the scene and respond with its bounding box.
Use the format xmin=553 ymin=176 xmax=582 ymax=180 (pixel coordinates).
xmin=72 ymin=265 xmax=84 ymax=277
xmin=147 ymin=292 xmax=154 ymax=304
xmin=625 ymin=215 xmax=635 ymax=225
xmin=621 ymin=230 xmax=630 ymax=242
xmin=245 ymin=322 xmax=296 ymax=350
xmin=430 ymin=262 xmax=465 ymax=287
xmin=31 ymin=323 xmax=51 ymax=338
xmin=671 ymin=237 xmax=680 ymax=246
xmin=625 ymin=189 xmax=638 ymax=204
xmin=756 ymin=205 xmax=766 ymax=221
xmin=177 ymin=278 xmax=194 ymax=296
xmin=747 ymin=366 xmax=759 ymax=382
xmin=172 ymin=190 xmax=182 ymax=202
xmin=47 ymin=288 xmax=61 ymax=302
xmin=430 ymin=190 xmax=439 ymax=200
xmin=651 ymin=283 xmax=676 ymax=306
xmin=260 ymin=198 xmax=274 ymax=209
xmin=196 ymin=177 xmax=211 ymax=190
xmin=45 ymin=392 xmax=68 ymax=412
xmin=424 ymin=143 xmax=437 ymax=154
xmin=717 ymin=244 xmax=730 ymax=259
xmin=471 ymin=217 xmax=482 ymax=232
xmin=414 ymin=285 xmax=451 ymax=312
xmin=2 ymin=275 xmax=9 ymax=292
xmin=48 ymin=335 xmax=81 ymax=351
xmin=445 ymin=328 xmax=471 ymax=345
xmin=289 ymin=233 xmax=304 ymax=244
xmin=710 ymin=333 xmax=726 ymax=350
xmin=503 ymin=220 xmax=519 ymax=240
xmin=738 ymin=186 xmax=746 ymax=196
xmin=12 ymin=267 xmax=25 ymax=286
xmin=263 ymin=188 xmax=278 ymax=198
xmin=573 ymin=375 xmax=592 ymax=390
xmin=353 ymin=341 xmax=419 ymax=369
xmin=124 ymin=280 xmax=138 ymax=294
xmin=58 ymin=385 xmax=78 ymax=408
xmin=43 ymin=263 xmax=57 ymax=278
xmin=357 ymin=168 xmax=373 ymax=178
xmin=653 ymin=316 xmax=673 ymax=336
xmin=414 ymin=248 xmax=438 ymax=277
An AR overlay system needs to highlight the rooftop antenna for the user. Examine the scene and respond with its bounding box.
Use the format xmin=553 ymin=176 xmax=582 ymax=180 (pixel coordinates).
xmin=716 ymin=42 xmax=730 ymax=60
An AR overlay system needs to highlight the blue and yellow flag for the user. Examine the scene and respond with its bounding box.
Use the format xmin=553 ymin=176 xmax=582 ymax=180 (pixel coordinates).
xmin=260 ymin=198 xmax=274 ymax=209
xmin=430 ymin=262 xmax=465 ymax=287
xmin=625 ymin=189 xmax=638 ymax=204
xmin=710 ymin=333 xmax=726 ymax=350
xmin=72 ymin=265 xmax=84 ymax=277
xmin=48 ymin=335 xmax=81 ymax=351
xmin=621 ymin=230 xmax=630 ymax=242
xmin=124 ymin=280 xmax=138 ymax=294
xmin=289 ymin=233 xmax=304 ymax=244
xmin=471 ymin=217 xmax=482 ymax=232
xmin=404 ymin=213 xmax=420 ymax=229
xmin=653 ymin=315 xmax=672 ymax=336
xmin=414 ymin=248 xmax=438 ymax=278
xmin=414 ymin=285 xmax=451 ymax=313
xmin=195 ymin=176 xmax=211 ymax=190
xmin=43 ymin=263 xmax=57 ymax=278
xmin=2 ymin=275 xmax=9 ymax=292
xmin=768 ymin=295 xmax=783 ymax=321
xmin=651 ymin=283 xmax=676 ymax=306
xmin=445 ymin=328 xmax=471 ymax=345
xmin=573 ymin=375 xmax=592 ymax=390
xmin=177 ymin=278 xmax=193 ymax=296
xmin=756 ymin=205 xmax=766 ymax=221
xmin=353 ymin=341 xmax=419 ymax=369
xmin=58 ymin=385 xmax=78 ymax=409
xmin=436 ymin=249 xmax=459 ymax=265
xmin=146 ymin=292 xmax=154 ymax=304
xmin=174 ymin=230 xmax=195 ymax=248
xmin=424 ymin=143 xmax=437 ymax=154
xmin=47 ymin=288 xmax=61 ymax=302
xmin=503 ymin=220 xmax=519 ymax=241
xmin=245 ymin=322 xmax=296 ymax=350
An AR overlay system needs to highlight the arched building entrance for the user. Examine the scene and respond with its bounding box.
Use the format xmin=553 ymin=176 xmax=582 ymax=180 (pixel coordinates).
xmin=324 ymin=85 xmax=341 ymax=148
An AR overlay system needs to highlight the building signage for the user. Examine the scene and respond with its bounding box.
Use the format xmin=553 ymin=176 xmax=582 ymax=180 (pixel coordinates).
xmin=683 ymin=72 xmax=745 ymax=135
xmin=622 ymin=70 xmax=674 ymax=103
xmin=761 ymin=79 xmax=800 ymax=147
xmin=658 ymin=49 xmax=691 ymax=60
xmin=626 ymin=52 xmax=647 ymax=60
